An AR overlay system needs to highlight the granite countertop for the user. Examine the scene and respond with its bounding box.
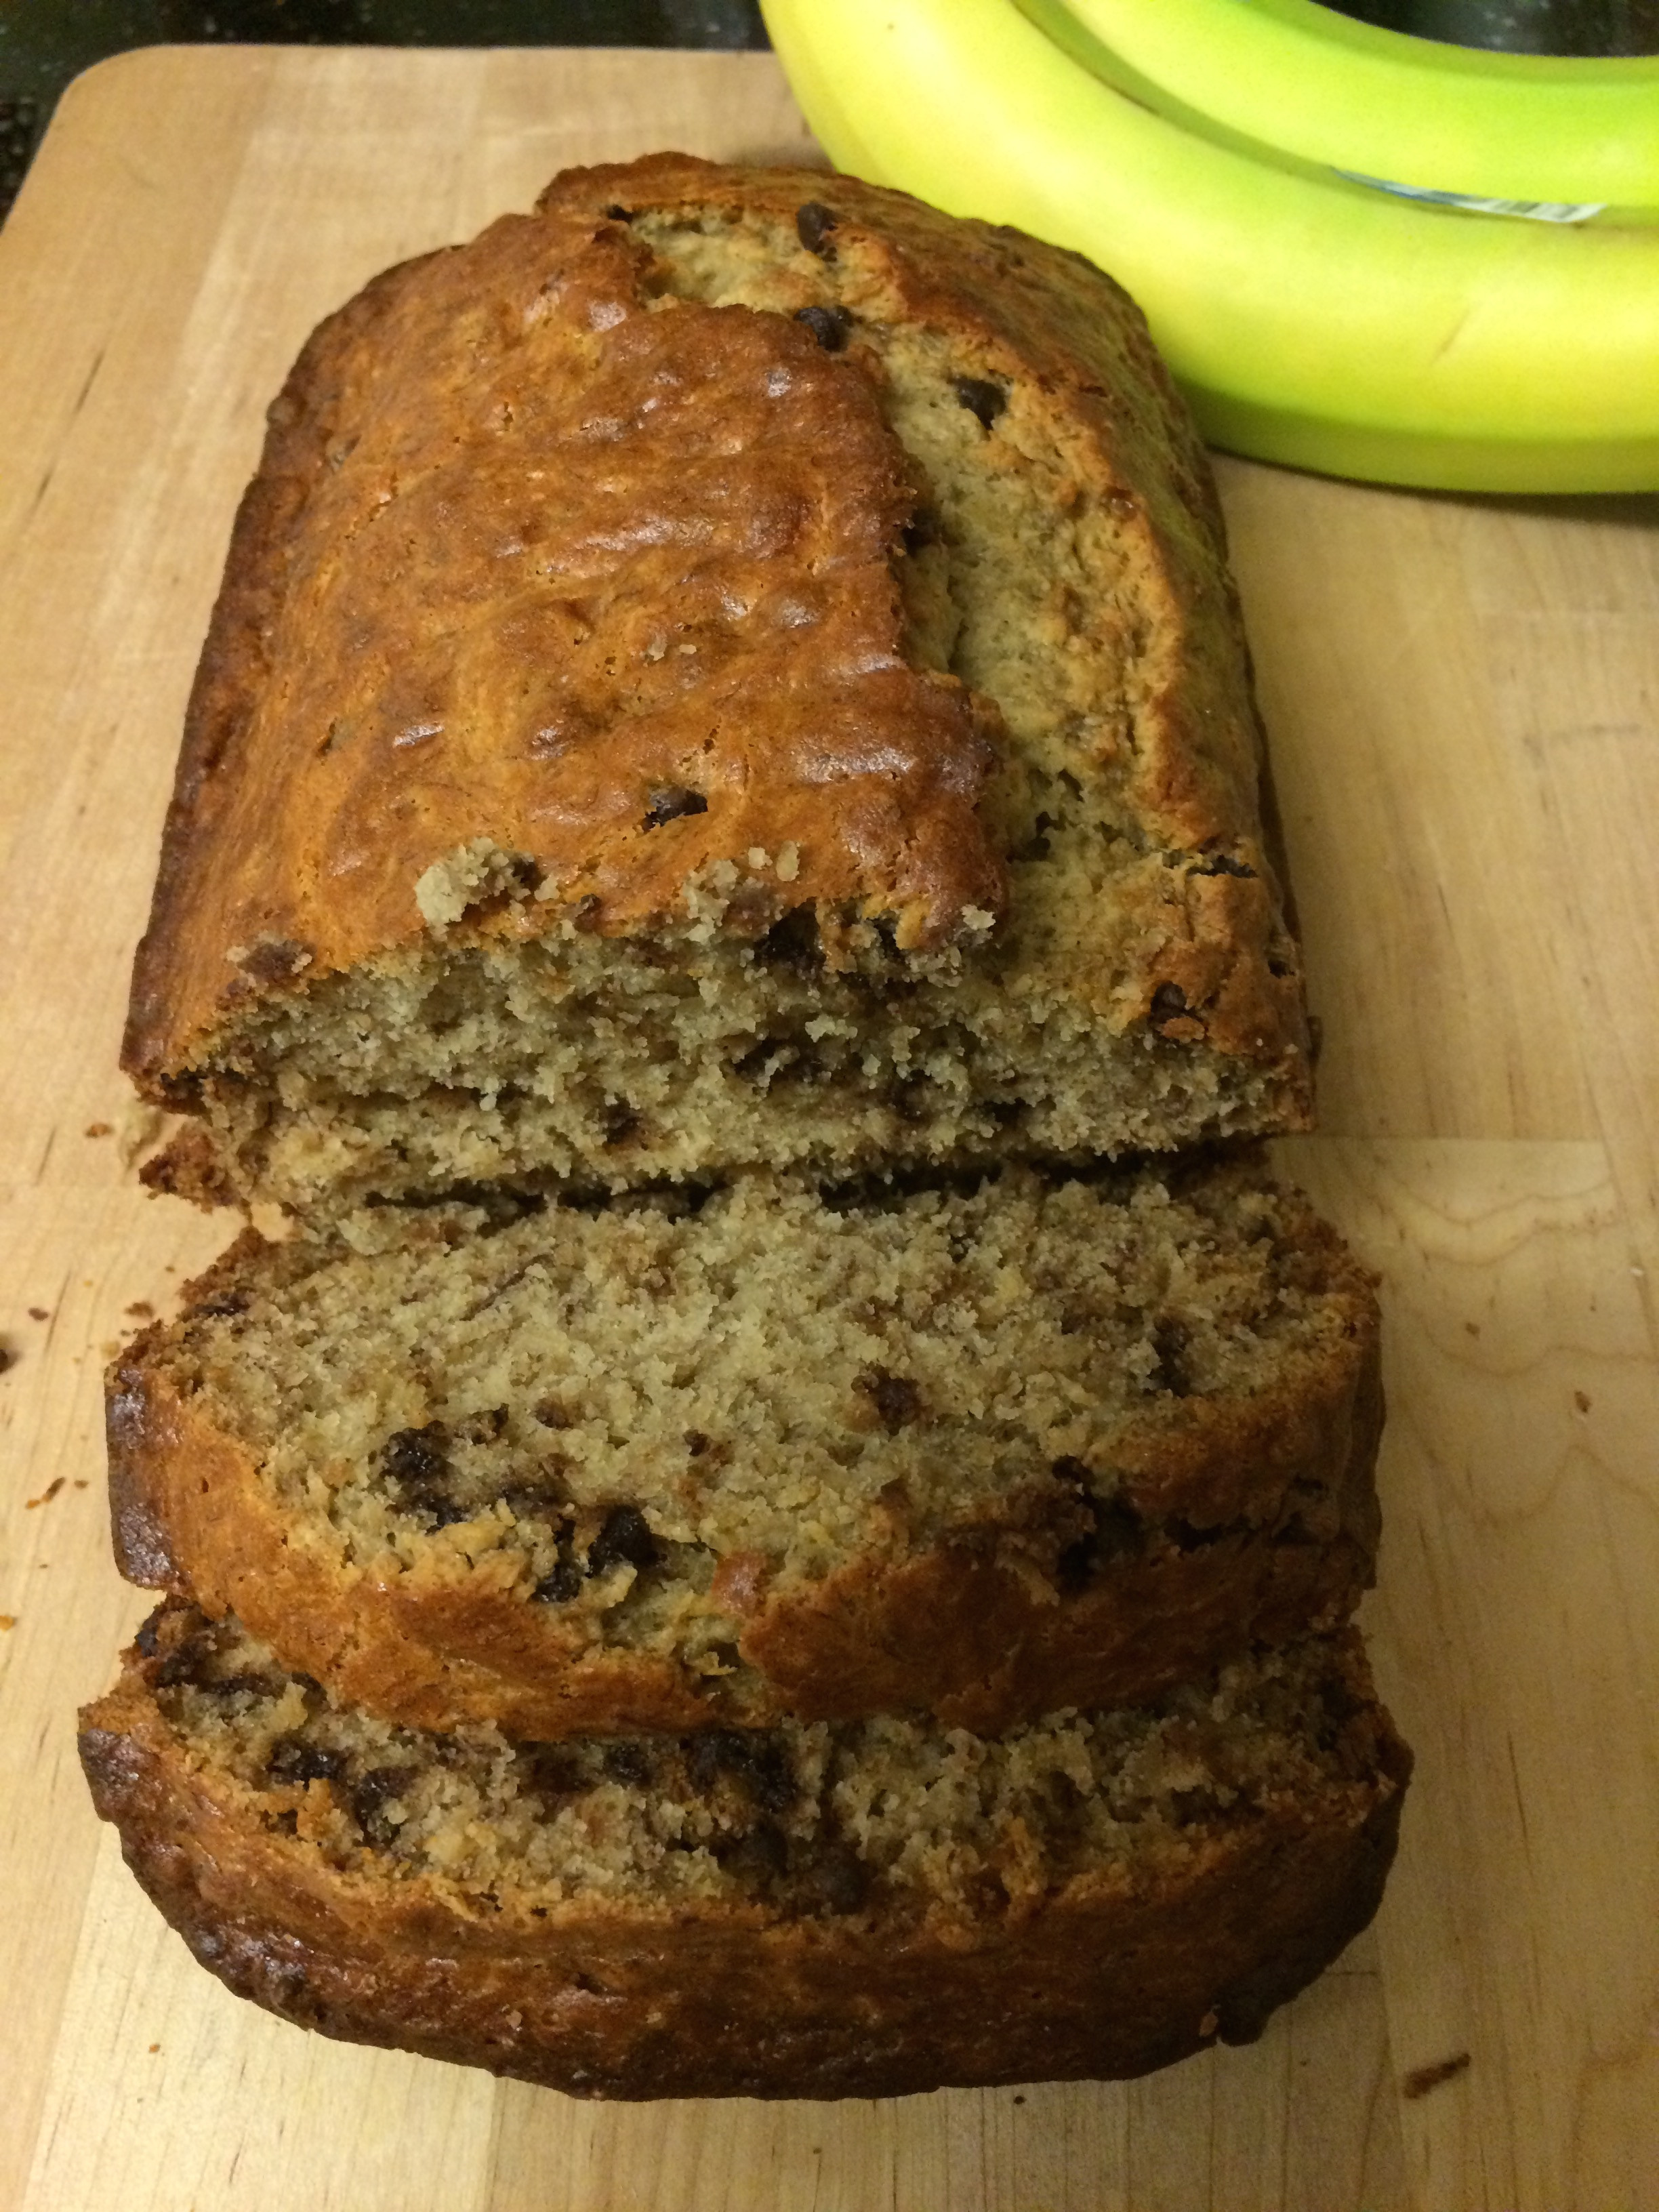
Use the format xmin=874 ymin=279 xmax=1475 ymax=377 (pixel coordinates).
xmin=5 ymin=0 xmax=1656 ymax=226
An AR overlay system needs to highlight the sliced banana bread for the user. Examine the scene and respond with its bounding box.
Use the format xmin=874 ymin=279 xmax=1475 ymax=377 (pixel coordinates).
xmin=110 ymin=1157 xmax=1380 ymax=1739
xmin=123 ymin=153 xmax=1310 ymax=1218
xmin=81 ymin=1603 xmax=1410 ymax=2100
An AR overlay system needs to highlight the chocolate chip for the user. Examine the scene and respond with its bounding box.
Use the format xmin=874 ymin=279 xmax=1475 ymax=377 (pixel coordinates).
xmin=457 ymin=1406 xmax=508 ymax=1444
xmin=520 ymin=1743 xmax=585 ymax=1801
xmin=689 ymin=1730 xmax=796 ymax=1814
xmin=901 ymin=510 xmax=939 ymax=554
xmin=152 ymin=1646 xmax=202 ymax=1688
xmin=1149 ymin=981 xmax=1205 ymax=1038
xmin=267 ymin=1736 xmax=347 ymax=1786
xmin=1168 ymin=1786 xmax=1225 ymax=1827
xmin=216 ymin=1671 xmax=289 ymax=1701
xmin=795 ymin=304 xmax=854 ymax=353
xmin=350 ymin=1765 xmax=418 ymax=1843
xmin=1015 ymin=812 xmax=1055 ymax=863
xmin=856 ymin=1368 xmax=922 ymax=1433
xmin=380 ymin=1422 xmax=467 ymax=1525
xmin=1046 ymin=1769 xmax=1085 ymax=1817
xmin=684 ymin=1430 xmax=711 ymax=1458
xmin=642 ymin=785 xmax=708 ymax=831
xmin=755 ymin=905 xmax=821 ymax=975
xmin=153 ymin=1617 xmax=232 ymax=1688
xmin=1150 ymin=1317 xmax=1191 ymax=1397
xmin=795 ymin=201 xmax=839 ymax=258
xmin=602 ymin=1741 xmax=653 ymax=1787
xmin=718 ymin=1820 xmax=790 ymax=1883
xmin=687 ymin=1735 xmax=726 ymax=1791
xmin=586 ymin=1504 xmax=657 ymax=1576
xmin=740 ymin=1738 xmax=798 ymax=1815
xmin=531 ymin=1560 xmax=585 ymax=1604
xmin=381 ymin=1423 xmax=450 ymax=1488
xmin=953 ymin=375 xmax=1006 ymax=428
xmin=803 ymin=1840 xmax=869 ymax=1914
xmin=134 ymin=1608 xmax=164 ymax=1659
xmin=1054 ymin=1471 xmax=1147 ymax=1593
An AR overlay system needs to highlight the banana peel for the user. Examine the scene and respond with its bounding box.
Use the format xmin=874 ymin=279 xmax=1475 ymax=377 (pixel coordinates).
xmin=759 ymin=0 xmax=1659 ymax=491
xmin=1060 ymin=0 xmax=1659 ymax=208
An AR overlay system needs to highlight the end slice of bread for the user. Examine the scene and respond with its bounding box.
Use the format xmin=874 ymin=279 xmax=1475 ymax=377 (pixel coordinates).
xmin=81 ymin=1603 xmax=1410 ymax=2100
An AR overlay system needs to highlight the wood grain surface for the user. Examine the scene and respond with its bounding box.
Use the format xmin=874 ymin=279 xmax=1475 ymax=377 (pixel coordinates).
xmin=1 ymin=43 xmax=1655 ymax=2212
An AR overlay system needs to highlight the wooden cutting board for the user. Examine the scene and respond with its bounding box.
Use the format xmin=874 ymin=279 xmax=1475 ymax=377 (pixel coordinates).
xmin=1 ymin=44 xmax=1656 ymax=2212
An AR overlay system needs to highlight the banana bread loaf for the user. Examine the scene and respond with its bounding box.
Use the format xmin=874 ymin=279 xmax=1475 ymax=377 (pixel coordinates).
xmin=123 ymin=153 xmax=1311 ymax=1218
xmin=109 ymin=1157 xmax=1380 ymax=1739
xmin=80 ymin=1603 xmax=1410 ymax=2100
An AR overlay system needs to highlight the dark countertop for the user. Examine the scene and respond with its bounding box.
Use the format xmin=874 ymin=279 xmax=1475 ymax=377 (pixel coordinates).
xmin=5 ymin=0 xmax=1654 ymax=226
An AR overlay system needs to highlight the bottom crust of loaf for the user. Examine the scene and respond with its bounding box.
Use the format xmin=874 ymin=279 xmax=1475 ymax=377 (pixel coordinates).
xmin=81 ymin=1606 xmax=1410 ymax=2100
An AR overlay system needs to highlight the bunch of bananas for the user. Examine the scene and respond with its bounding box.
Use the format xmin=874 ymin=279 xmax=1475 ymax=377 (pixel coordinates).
xmin=759 ymin=0 xmax=1659 ymax=490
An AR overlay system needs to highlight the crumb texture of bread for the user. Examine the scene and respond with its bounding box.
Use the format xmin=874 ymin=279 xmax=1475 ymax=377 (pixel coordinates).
xmin=123 ymin=156 xmax=1310 ymax=1214
xmin=107 ymin=1160 xmax=1381 ymax=1737
xmin=79 ymin=1605 xmax=1410 ymax=2100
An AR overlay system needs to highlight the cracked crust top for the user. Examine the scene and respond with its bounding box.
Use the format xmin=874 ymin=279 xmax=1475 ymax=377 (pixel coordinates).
xmin=124 ymin=154 xmax=1307 ymax=1118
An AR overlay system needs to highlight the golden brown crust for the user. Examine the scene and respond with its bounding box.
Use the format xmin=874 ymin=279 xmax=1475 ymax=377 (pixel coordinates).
xmin=106 ymin=1219 xmax=1381 ymax=1740
xmin=124 ymin=187 xmax=1006 ymax=1093
xmin=533 ymin=159 xmax=1305 ymax=1063
xmin=79 ymin=1631 xmax=1410 ymax=2100
xmin=123 ymin=154 xmax=1307 ymax=1115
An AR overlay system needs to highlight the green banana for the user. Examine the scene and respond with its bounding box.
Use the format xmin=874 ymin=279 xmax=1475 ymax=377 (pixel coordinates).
xmin=1056 ymin=0 xmax=1659 ymax=208
xmin=759 ymin=0 xmax=1659 ymax=490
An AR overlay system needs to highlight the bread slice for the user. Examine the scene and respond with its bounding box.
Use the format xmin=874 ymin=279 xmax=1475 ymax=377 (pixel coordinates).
xmin=81 ymin=1603 xmax=1410 ymax=2100
xmin=123 ymin=154 xmax=1310 ymax=1218
xmin=110 ymin=1156 xmax=1380 ymax=1739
